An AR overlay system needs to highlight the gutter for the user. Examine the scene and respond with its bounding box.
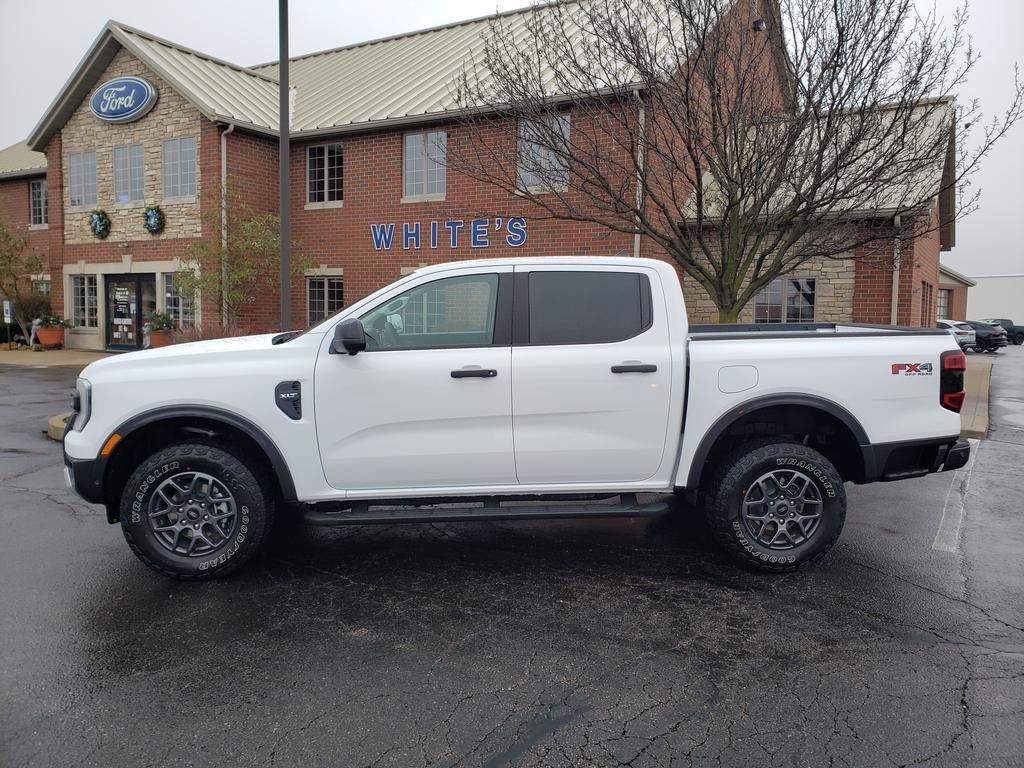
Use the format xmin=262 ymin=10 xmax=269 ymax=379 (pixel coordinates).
xmin=890 ymin=214 xmax=902 ymax=325
xmin=633 ymin=88 xmax=645 ymax=258
xmin=221 ymin=123 xmax=236 ymax=326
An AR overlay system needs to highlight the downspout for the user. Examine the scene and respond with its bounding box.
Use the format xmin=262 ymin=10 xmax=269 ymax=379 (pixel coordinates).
xmin=220 ymin=123 xmax=236 ymax=327
xmin=633 ymin=89 xmax=645 ymax=258
xmin=890 ymin=214 xmax=902 ymax=325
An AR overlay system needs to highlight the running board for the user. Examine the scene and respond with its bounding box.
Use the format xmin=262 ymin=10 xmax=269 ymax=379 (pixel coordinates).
xmin=303 ymin=494 xmax=669 ymax=527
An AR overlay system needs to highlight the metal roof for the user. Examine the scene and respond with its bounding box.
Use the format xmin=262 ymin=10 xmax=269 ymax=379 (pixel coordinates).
xmin=256 ymin=3 xmax=574 ymax=135
xmin=0 ymin=141 xmax=47 ymax=180
xmin=29 ymin=2 xmax=655 ymax=149
xmin=28 ymin=20 xmax=280 ymax=149
xmin=939 ymin=263 xmax=978 ymax=287
xmin=113 ymin=23 xmax=280 ymax=133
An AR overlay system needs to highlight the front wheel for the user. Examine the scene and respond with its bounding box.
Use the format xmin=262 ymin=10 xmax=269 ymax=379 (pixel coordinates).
xmin=703 ymin=441 xmax=846 ymax=572
xmin=119 ymin=442 xmax=274 ymax=579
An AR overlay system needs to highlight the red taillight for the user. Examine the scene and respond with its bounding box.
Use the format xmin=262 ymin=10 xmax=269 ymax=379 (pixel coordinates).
xmin=943 ymin=351 xmax=966 ymax=371
xmin=940 ymin=350 xmax=966 ymax=413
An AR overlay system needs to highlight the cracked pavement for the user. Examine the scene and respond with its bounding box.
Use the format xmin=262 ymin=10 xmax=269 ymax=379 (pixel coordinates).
xmin=1 ymin=350 xmax=1022 ymax=767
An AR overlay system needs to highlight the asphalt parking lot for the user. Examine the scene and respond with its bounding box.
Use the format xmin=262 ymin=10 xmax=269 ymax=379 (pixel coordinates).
xmin=1 ymin=349 xmax=1022 ymax=767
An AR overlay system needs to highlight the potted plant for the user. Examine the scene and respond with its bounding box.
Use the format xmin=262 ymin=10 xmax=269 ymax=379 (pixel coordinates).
xmin=37 ymin=314 xmax=72 ymax=347
xmin=148 ymin=312 xmax=175 ymax=348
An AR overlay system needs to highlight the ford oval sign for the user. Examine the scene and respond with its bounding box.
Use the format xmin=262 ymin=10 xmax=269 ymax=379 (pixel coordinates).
xmin=89 ymin=77 xmax=158 ymax=123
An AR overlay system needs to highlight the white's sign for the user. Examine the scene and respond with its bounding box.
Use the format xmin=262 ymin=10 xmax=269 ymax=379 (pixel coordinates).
xmin=2 ymin=300 xmax=11 ymax=324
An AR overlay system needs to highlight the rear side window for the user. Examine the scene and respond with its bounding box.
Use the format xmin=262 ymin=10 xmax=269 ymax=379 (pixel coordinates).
xmin=527 ymin=271 xmax=652 ymax=345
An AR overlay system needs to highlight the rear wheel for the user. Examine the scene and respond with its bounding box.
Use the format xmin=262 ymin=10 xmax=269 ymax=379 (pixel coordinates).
xmin=1014 ymin=332 xmax=1024 ymax=345
xmin=119 ymin=442 xmax=273 ymax=579
xmin=703 ymin=441 xmax=846 ymax=572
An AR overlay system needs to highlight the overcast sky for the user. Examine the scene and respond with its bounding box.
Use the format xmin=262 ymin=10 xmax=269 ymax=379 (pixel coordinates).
xmin=0 ymin=0 xmax=1020 ymax=276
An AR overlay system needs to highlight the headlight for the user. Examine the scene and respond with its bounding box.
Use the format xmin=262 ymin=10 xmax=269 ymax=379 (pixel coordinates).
xmin=72 ymin=378 xmax=92 ymax=432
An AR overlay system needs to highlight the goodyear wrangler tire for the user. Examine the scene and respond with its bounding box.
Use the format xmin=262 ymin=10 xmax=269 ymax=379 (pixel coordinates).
xmin=119 ymin=442 xmax=273 ymax=579
xmin=704 ymin=441 xmax=845 ymax=572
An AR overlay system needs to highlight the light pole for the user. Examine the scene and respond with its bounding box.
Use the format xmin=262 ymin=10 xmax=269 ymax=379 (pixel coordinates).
xmin=278 ymin=0 xmax=291 ymax=331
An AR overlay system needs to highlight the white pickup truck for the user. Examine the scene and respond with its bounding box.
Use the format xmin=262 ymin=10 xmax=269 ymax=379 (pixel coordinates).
xmin=63 ymin=257 xmax=970 ymax=579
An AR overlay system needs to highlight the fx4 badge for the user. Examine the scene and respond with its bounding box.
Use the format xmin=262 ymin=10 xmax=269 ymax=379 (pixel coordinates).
xmin=891 ymin=362 xmax=933 ymax=376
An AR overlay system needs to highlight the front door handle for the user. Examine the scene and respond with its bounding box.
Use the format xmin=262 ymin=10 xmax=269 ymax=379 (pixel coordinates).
xmin=451 ymin=368 xmax=498 ymax=379
xmin=611 ymin=364 xmax=657 ymax=374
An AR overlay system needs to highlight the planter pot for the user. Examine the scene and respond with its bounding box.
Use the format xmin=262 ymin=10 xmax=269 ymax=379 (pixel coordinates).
xmin=149 ymin=330 xmax=173 ymax=348
xmin=37 ymin=326 xmax=65 ymax=347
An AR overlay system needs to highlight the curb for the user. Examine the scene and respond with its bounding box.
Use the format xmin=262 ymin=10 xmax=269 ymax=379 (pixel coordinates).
xmin=47 ymin=412 xmax=71 ymax=442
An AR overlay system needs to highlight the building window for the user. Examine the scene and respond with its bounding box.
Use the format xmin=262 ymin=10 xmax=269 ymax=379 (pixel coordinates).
xmin=31 ymin=278 xmax=51 ymax=295
xmin=68 ymin=150 xmax=97 ymax=207
xmin=755 ymin=278 xmax=816 ymax=323
xmin=937 ymin=288 xmax=951 ymax=320
xmin=71 ymin=275 xmax=98 ymax=328
xmin=307 ymin=276 xmax=344 ymax=325
xmin=114 ymin=143 xmax=145 ymax=203
xmin=307 ymin=144 xmax=343 ymax=204
xmin=163 ymin=273 xmax=195 ymax=328
xmin=163 ymin=136 xmax=197 ymax=198
xmin=30 ymin=179 xmax=48 ymax=225
xmin=517 ymin=114 xmax=570 ymax=191
xmin=403 ymin=130 xmax=446 ymax=198
xmin=921 ymin=281 xmax=935 ymax=326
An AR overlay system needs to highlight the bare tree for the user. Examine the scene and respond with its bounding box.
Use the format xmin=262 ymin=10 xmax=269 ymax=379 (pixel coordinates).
xmin=453 ymin=0 xmax=1023 ymax=321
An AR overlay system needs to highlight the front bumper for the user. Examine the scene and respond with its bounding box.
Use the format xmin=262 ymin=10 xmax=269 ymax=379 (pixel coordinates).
xmin=861 ymin=437 xmax=970 ymax=482
xmin=63 ymin=453 xmax=107 ymax=504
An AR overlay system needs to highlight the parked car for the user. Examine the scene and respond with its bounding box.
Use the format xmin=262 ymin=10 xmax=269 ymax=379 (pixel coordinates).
xmin=966 ymin=320 xmax=1008 ymax=353
xmin=63 ymin=257 xmax=970 ymax=579
xmin=937 ymin=319 xmax=976 ymax=350
xmin=980 ymin=318 xmax=1024 ymax=346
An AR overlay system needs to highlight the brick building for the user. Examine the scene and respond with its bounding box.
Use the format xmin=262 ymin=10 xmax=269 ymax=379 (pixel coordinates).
xmin=0 ymin=8 xmax=958 ymax=351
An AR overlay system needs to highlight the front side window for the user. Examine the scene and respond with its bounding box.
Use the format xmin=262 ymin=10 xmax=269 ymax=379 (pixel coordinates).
xmin=359 ymin=273 xmax=499 ymax=350
xmin=528 ymin=271 xmax=651 ymax=345
xmin=72 ymin=275 xmax=98 ymax=328
xmin=30 ymin=179 xmax=48 ymax=225
xmin=114 ymin=143 xmax=145 ymax=203
xmin=163 ymin=136 xmax=197 ymax=198
xmin=307 ymin=143 xmax=343 ymax=203
xmin=163 ymin=273 xmax=195 ymax=329
xmin=403 ymin=130 xmax=446 ymax=197
xmin=68 ymin=150 xmax=97 ymax=207
xmin=754 ymin=278 xmax=816 ymax=323
xmin=517 ymin=114 xmax=570 ymax=191
xmin=307 ymin=276 xmax=344 ymax=325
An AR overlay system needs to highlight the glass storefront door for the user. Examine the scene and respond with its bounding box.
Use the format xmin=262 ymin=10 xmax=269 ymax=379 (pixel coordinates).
xmin=104 ymin=274 xmax=157 ymax=350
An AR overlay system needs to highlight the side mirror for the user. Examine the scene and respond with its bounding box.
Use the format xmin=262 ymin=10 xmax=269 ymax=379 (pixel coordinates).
xmin=331 ymin=318 xmax=366 ymax=355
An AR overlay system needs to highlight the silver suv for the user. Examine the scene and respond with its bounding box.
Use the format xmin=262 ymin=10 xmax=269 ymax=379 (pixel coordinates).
xmin=937 ymin=319 xmax=976 ymax=350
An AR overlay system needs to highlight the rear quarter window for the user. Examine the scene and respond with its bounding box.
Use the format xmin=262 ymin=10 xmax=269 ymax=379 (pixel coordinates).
xmin=527 ymin=271 xmax=652 ymax=345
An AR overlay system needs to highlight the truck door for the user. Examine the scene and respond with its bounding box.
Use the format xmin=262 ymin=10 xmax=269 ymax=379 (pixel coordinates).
xmin=313 ymin=267 xmax=516 ymax=492
xmin=511 ymin=266 xmax=673 ymax=484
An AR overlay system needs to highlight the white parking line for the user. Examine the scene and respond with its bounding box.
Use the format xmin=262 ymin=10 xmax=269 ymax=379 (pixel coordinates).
xmin=932 ymin=438 xmax=980 ymax=553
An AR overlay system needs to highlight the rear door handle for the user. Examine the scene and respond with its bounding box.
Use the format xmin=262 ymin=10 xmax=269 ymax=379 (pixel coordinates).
xmin=451 ymin=368 xmax=498 ymax=379
xmin=611 ymin=364 xmax=657 ymax=374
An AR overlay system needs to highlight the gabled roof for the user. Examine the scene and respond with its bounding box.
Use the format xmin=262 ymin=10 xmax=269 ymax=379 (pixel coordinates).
xmin=939 ymin=263 xmax=977 ymax=287
xmin=0 ymin=142 xmax=47 ymax=180
xmin=28 ymin=21 xmax=280 ymax=150
xmin=28 ymin=2 xmax=667 ymax=147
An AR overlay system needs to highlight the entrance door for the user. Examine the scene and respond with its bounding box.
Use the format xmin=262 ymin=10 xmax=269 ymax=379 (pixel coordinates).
xmin=104 ymin=274 xmax=157 ymax=350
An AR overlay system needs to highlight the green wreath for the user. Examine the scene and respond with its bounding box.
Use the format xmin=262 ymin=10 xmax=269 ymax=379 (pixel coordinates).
xmin=89 ymin=210 xmax=111 ymax=239
xmin=143 ymin=205 xmax=166 ymax=235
